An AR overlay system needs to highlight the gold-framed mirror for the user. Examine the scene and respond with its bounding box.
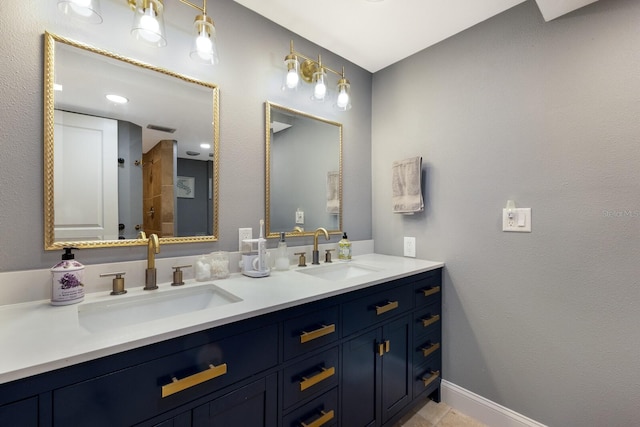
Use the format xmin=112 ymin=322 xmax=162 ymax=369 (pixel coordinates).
xmin=265 ymin=102 xmax=343 ymax=238
xmin=43 ymin=32 xmax=219 ymax=250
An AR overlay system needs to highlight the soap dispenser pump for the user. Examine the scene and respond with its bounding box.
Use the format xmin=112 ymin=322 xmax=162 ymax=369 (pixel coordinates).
xmin=51 ymin=247 xmax=85 ymax=306
xmin=338 ymin=232 xmax=352 ymax=261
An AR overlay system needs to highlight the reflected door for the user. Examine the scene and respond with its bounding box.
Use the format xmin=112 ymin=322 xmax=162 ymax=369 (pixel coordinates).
xmin=53 ymin=110 xmax=118 ymax=241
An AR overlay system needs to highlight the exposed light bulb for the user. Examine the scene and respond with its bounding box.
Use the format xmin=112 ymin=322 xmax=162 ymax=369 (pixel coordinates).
xmin=138 ymin=12 xmax=161 ymax=43
xmin=337 ymin=88 xmax=349 ymax=109
xmin=286 ymin=69 xmax=299 ymax=89
xmin=314 ymin=82 xmax=326 ymax=100
xmin=195 ymin=33 xmax=213 ymax=60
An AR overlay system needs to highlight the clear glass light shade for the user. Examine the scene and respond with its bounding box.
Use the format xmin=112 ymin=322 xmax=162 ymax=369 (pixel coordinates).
xmin=311 ymin=69 xmax=327 ymax=102
xmin=57 ymin=0 xmax=103 ymax=24
xmin=190 ymin=15 xmax=219 ymax=65
xmin=282 ymin=55 xmax=300 ymax=90
xmin=131 ymin=0 xmax=167 ymax=47
xmin=335 ymin=78 xmax=351 ymax=111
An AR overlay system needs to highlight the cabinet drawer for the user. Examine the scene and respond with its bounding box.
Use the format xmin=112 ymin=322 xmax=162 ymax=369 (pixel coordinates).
xmin=283 ymin=306 xmax=340 ymax=360
xmin=282 ymin=387 xmax=338 ymax=427
xmin=53 ymin=324 xmax=278 ymax=427
xmin=413 ymin=304 xmax=441 ymax=340
xmin=342 ymin=285 xmax=413 ymax=336
xmin=413 ymin=326 xmax=441 ymax=366
xmin=413 ymin=269 xmax=442 ymax=307
xmin=413 ymin=356 xmax=441 ymax=397
xmin=282 ymin=347 xmax=339 ymax=409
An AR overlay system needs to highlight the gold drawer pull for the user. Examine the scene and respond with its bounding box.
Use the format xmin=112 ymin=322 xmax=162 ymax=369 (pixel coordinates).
xmin=300 ymin=366 xmax=336 ymax=391
xmin=161 ymin=363 xmax=227 ymax=398
xmin=422 ymin=286 xmax=441 ymax=297
xmin=300 ymin=409 xmax=335 ymax=427
xmin=375 ymin=300 xmax=399 ymax=315
xmin=300 ymin=324 xmax=336 ymax=343
xmin=422 ymin=314 xmax=440 ymax=328
xmin=422 ymin=370 xmax=440 ymax=388
xmin=421 ymin=342 xmax=441 ymax=358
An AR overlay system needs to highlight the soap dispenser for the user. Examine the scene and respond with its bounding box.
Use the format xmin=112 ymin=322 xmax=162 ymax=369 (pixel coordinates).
xmin=338 ymin=232 xmax=352 ymax=261
xmin=51 ymin=247 xmax=85 ymax=306
xmin=275 ymin=232 xmax=289 ymax=271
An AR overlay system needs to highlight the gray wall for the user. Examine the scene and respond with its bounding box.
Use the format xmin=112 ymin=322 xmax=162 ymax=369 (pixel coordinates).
xmin=0 ymin=0 xmax=372 ymax=270
xmin=372 ymin=0 xmax=639 ymax=425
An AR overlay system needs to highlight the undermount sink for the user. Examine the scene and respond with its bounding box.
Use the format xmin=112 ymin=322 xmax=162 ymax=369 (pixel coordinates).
xmin=78 ymin=284 xmax=242 ymax=333
xmin=296 ymin=262 xmax=381 ymax=281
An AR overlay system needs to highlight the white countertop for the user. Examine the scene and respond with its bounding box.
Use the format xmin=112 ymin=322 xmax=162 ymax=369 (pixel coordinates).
xmin=0 ymin=254 xmax=443 ymax=385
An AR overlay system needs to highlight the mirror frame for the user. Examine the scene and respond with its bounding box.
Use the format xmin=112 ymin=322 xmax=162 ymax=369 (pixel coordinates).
xmin=43 ymin=32 xmax=220 ymax=250
xmin=265 ymin=101 xmax=343 ymax=239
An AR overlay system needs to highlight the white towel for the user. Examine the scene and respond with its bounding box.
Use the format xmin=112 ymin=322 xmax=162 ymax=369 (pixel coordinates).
xmin=392 ymin=157 xmax=424 ymax=214
xmin=326 ymin=171 xmax=340 ymax=214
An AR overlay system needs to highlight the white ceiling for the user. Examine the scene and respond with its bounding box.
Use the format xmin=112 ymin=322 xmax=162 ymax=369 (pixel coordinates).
xmin=233 ymin=0 xmax=599 ymax=73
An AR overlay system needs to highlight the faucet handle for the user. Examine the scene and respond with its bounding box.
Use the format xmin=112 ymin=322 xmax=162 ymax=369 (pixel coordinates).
xmin=324 ymin=249 xmax=335 ymax=263
xmin=100 ymin=271 xmax=127 ymax=296
xmin=171 ymin=265 xmax=192 ymax=287
xmin=294 ymin=252 xmax=307 ymax=267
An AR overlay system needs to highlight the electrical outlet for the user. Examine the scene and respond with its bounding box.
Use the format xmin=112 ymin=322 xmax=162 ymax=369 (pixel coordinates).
xmin=404 ymin=237 xmax=416 ymax=258
xmin=238 ymin=228 xmax=252 ymax=251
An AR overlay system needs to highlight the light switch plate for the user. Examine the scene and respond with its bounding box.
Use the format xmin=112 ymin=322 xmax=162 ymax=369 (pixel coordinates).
xmin=502 ymin=208 xmax=532 ymax=232
xmin=404 ymin=237 xmax=416 ymax=257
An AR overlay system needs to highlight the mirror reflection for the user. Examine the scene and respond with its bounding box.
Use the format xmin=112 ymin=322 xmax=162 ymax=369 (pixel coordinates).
xmin=265 ymin=102 xmax=342 ymax=238
xmin=44 ymin=32 xmax=219 ymax=249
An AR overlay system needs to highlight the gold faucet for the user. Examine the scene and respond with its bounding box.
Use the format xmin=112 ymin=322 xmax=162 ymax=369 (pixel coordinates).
xmin=144 ymin=233 xmax=160 ymax=290
xmin=312 ymin=227 xmax=330 ymax=265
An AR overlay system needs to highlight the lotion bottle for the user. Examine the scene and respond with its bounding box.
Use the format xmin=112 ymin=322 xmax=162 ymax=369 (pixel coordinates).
xmin=51 ymin=247 xmax=85 ymax=306
xmin=338 ymin=232 xmax=352 ymax=261
xmin=275 ymin=232 xmax=289 ymax=271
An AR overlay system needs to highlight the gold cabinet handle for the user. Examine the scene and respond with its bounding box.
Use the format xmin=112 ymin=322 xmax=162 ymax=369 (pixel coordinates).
xmin=422 ymin=286 xmax=441 ymax=297
xmin=299 ymin=366 xmax=336 ymax=391
xmin=375 ymin=300 xmax=399 ymax=315
xmin=161 ymin=363 xmax=227 ymax=398
xmin=300 ymin=324 xmax=336 ymax=344
xmin=421 ymin=342 xmax=441 ymax=358
xmin=300 ymin=410 xmax=335 ymax=427
xmin=377 ymin=340 xmax=390 ymax=356
xmin=422 ymin=314 xmax=441 ymax=328
xmin=378 ymin=342 xmax=385 ymax=356
xmin=385 ymin=339 xmax=390 ymax=353
xmin=422 ymin=370 xmax=440 ymax=388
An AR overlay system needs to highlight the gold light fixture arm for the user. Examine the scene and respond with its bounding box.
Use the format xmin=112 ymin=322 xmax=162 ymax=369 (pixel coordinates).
xmin=288 ymin=40 xmax=346 ymax=82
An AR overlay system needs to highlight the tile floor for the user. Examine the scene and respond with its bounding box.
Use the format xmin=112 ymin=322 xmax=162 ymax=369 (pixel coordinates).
xmin=393 ymin=400 xmax=488 ymax=427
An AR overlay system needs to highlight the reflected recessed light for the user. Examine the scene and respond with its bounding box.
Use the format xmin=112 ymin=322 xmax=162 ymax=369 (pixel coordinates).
xmin=200 ymin=143 xmax=211 ymax=149
xmin=106 ymin=94 xmax=128 ymax=104
xmin=186 ymin=151 xmax=200 ymax=156
xmin=54 ymin=83 xmax=63 ymax=91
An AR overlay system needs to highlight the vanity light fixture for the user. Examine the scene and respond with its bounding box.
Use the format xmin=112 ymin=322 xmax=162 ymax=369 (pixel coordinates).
xmin=57 ymin=0 xmax=103 ymax=24
xmin=126 ymin=0 xmax=218 ymax=63
xmin=282 ymin=40 xmax=352 ymax=111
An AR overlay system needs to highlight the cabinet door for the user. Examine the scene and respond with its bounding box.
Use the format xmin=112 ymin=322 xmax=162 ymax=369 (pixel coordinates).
xmin=0 ymin=397 xmax=38 ymax=427
xmin=192 ymin=375 xmax=277 ymax=427
xmin=342 ymin=329 xmax=379 ymax=427
xmin=380 ymin=316 xmax=411 ymax=424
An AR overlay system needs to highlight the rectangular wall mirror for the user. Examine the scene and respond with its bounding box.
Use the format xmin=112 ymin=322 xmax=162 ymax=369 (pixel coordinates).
xmin=265 ymin=102 xmax=342 ymax=238
xmin=44 ymin=32 xmax=219 ymax=249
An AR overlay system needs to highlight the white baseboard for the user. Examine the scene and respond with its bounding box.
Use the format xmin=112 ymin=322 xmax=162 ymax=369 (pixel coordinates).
xmin=441 ymin=380 xmax=547 ymax=427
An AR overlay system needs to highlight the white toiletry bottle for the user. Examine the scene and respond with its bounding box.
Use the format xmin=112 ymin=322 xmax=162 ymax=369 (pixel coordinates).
xmin=51 ymin=247 xmax=85 ymax=306
xmin=338 ymin=232 xmax=352 ymax=261
xmin=275 ymin=232 xmax=289 ymax=271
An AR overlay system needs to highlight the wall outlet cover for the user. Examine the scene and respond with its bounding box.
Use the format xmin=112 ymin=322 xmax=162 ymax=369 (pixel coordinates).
xmin=238 ymin=227 xmax=252 ymax=251
xmin=404 ymin=237 xmax=416 ymax=257
xmin=502 ymin=208 xmax=532 ymax=232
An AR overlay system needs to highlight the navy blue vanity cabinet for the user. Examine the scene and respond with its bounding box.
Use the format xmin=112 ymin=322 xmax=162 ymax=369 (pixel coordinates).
xmin=412 ymin=269 xmax=442 ymax=401
xmin=342 ymin=269 xmax=443 ymax=427
xmin=0 ymin=396 xmax=39 ymax=427
xmin=53 ymin=323 xmax=278 ymax=427
xmin=191 ymin=375 xmax=277 ymax=427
